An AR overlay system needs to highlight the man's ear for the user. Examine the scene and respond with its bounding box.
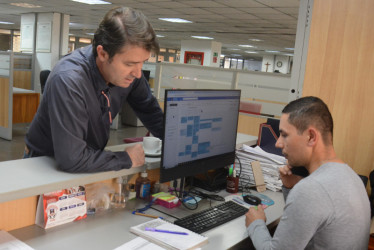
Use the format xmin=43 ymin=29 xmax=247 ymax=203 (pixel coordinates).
xmin=96 ymin=45 xmax=108 ymax=62
xmin=307 ymin=127 xmax=318 ymax=146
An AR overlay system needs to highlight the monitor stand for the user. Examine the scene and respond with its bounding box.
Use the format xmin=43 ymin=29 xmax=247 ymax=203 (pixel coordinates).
xmin=191 ymin=168 xmax=227 ymax=192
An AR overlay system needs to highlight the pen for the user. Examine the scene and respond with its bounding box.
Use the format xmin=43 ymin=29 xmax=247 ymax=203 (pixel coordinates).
xmin=132 ymin=211 xmax=163 ymax=219
xmin=145 ymin=227 xmax=188 ymax=235
xmin=232 ymin=197 xmax=245 ymax=205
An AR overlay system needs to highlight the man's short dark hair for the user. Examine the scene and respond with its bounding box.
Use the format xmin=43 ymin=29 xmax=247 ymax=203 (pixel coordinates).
xmin=92 ymin=6 xmax=159 ymax=59
xmin=282 ymin=96 xmax=334 ymax=145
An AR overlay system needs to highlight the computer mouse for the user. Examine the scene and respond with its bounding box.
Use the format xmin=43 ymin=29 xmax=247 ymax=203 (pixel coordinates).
xmin=243 ymin=195 xmax=261 ymax=205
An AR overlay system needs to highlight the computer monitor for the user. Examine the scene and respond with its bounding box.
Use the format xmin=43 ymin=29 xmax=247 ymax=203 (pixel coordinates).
xmin=160 ymin=89 xmax=241 ymax=183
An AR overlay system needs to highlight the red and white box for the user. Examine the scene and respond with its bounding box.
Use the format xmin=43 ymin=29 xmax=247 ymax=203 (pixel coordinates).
xmin=35 ymin=186 xmax=87 ymax=229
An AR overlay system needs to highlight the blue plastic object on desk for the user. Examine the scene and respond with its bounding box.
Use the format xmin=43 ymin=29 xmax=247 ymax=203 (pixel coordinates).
xmin=249 ymin=193 xmax=274 ymax=206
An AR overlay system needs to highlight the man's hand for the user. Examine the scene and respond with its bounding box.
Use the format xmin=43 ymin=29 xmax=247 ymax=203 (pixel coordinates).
xmin=279 ymin=164 xmax=303 ymax=189
xmin=245 ymin=205 xmax=266 ymax=228
xmin=125 ymin=144 xmax=145 ymax=168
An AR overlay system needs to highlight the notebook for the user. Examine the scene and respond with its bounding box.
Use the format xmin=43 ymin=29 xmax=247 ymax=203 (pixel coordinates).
xmin=130 ymin=218 xmax=208 ymax=250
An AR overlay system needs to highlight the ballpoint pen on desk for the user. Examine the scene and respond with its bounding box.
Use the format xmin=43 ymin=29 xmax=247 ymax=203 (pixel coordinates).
xmin=232 ymin=197 xmax=245 ymax=205
xmin=145 ymin=227 xmax=188 ymax=235
xmin=132 ymin=211 xmax=163 ymax=219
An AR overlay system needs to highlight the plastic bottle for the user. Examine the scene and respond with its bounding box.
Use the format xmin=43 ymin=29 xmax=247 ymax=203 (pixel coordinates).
xmin=135 ymin=171 xmax=151 ymax=200
xmin=111 ymin=176 xmax=129 ymax=208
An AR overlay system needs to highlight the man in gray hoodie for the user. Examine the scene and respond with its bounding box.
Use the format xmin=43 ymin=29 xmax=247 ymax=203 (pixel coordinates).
xmin=245 ymin=96 xmax=370 ymax=249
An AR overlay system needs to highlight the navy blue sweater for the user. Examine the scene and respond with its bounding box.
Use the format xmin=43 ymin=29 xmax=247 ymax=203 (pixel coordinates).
xmin=26 ymin=45 xmax=163 ymax=173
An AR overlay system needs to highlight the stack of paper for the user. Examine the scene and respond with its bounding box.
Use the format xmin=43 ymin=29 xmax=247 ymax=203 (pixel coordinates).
xmin=235 ymin=144 xmax=286 ymax=192
xmin=130 ymin=218 xmax=208 ymax=249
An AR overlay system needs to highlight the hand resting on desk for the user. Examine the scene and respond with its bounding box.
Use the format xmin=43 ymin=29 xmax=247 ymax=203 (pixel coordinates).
xmin=245 ymin=205 xmax=266 ymax=228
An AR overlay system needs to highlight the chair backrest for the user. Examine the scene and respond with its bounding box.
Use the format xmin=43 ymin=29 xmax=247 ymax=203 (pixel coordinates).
xmin=370 ymin=171 xmax=374 ymax=217
xmin=40 ymin=70 xmax=51 ymax=94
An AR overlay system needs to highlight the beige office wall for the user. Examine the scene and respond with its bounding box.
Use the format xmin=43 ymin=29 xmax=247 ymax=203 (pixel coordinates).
xmin=0 ymin=77 xmax=9 ymax=128
xmin=302 ymin=0 xmax=374 ymax=176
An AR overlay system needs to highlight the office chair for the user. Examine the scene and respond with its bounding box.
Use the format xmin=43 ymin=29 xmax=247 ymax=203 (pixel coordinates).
xmin=40 ymin=70 xmax=51 ymax=94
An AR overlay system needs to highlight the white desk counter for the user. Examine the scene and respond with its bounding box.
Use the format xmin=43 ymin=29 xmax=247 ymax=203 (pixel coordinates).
xmin=2 ymin=132 xmax=284 ymax=250
xmin=0 ymin=133 xmax=257 ymax=203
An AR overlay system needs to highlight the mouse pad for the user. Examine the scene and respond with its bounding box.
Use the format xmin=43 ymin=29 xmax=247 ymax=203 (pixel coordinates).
xmin=250 ymin=193 xmax=274 ymax=206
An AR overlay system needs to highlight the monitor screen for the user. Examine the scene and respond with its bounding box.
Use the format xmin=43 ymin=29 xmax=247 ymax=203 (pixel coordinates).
xmin=160 ymin=89 xmax=241 ymax=183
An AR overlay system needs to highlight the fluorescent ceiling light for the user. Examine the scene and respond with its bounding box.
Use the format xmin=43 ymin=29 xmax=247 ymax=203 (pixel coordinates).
xmin=191 ymin=36 xmax=213 ymax=40
xmin=285 ymin=47 xmax=295 ymax=50
xmin=159 ymin=18 xmax=192 ymax=23
xmin=0 ymin=21 xmax=14 ymax=25
xmin=156 ymin=34 xmax=165 ymax=38
xmin=79 ymin=38 xmax=92 ymax=43
xmin=245 ymin=51 xmax=258 ymax=54
xmin=266 ymin=50 xmax=280 ymax=53
xmin=71 ymin=0 xmax=111 ymax=4
xmin=239 ymin=44 xmax=255 ymax=48
xmin=231 ymin=54 xmax=241 ymax=57
xmin=228 ymin=48 xmax=240 ymax=51
xmin=249 ymin=39 xmax=263 ymax=42
xmin=220 ymin=54 xmax=225 ymax=57
xmin=10 ymin=3 xmax=41 ymax=8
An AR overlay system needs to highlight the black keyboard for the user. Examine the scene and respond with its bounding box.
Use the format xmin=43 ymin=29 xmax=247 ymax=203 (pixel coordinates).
xmin=174 ymin=201 xmax=248 ymax=233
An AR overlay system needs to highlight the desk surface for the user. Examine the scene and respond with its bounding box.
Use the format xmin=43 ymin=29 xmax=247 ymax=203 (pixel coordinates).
xmin=3 ymin=133 xmax=265 ymax=249
xmin=10 ymin=190 xmax=284 ymax=250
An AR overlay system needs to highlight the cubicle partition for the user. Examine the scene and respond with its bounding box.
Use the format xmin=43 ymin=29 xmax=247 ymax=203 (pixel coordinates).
xmin=0 ymin=52 xmax=37 ymax=140
xmin=0 ymin=52 xmax=13 ymax=140
xmin=147 ymin=62 xmax=291 ymax=118
xmin=13 ymin=53 xmax=33 ymax=90
xmin=142 ymin=62 xmax=291 ymax=135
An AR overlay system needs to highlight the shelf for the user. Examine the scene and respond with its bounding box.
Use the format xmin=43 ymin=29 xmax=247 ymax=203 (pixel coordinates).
xmin=0 ymin=143 xmax=159 ymax=203
xmin=0 ymin=133 xmax=257 ymax=203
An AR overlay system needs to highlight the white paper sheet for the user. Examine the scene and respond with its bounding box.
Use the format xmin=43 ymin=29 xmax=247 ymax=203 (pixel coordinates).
xmin=0 ymin=230 xmax=34 ymax=250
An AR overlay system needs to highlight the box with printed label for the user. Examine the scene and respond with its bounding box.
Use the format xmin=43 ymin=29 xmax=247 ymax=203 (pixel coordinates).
xmin=35 ymin=186 xmax=87 ymax=229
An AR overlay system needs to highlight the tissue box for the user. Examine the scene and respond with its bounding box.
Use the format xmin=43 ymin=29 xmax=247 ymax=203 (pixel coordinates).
xmin=152 ymin=192 xmax=181 ymax=209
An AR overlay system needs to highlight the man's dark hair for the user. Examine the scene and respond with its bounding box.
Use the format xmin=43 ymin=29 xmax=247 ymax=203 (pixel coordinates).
xmin=92 ymin=7 xmax=159 ymax=59
xmin=282 ymin=96 xmax=334 ymax=145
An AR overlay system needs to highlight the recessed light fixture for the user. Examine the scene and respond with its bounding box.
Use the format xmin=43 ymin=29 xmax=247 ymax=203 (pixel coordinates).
xmin=79 ymin=38 xmax=92 ymax=43
xmin=220 ymin=54 xmax=225 ymax=57
xmin=156 ymin=34 xmax=165 ymax=38
xmin=228 ymin=48 xmax=240 ymax=51
xmin=191 ymin=36 xmax=213 ymax=40
xmin=266 ymin=50 xmax=280 ymax=53
xmin=231 ymin=54 xmax=241 ymax=57
xmin=0 ymin=21 xmax=15 ymax=25
xmin=158 ymin=18 xmax=192 ymax=23
xmin=245 ymin=51 xmax=258 ymax=54
xmin=71 ymin=0 xmax=111 ymax=4
xmin=239 ymin=44 xmax=255 ymax=48
xmin=285 ymin=48 xmax=295 ymax=50
xmin=71 ymin=0 xmax=112 ymax=4
xmin=249 ymin=39 xmax=263 ymax=42
xmin=86 ymin=33 xmax=95 ymax=36
xmin=10 ymin=3 xmax=42 ymax=8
